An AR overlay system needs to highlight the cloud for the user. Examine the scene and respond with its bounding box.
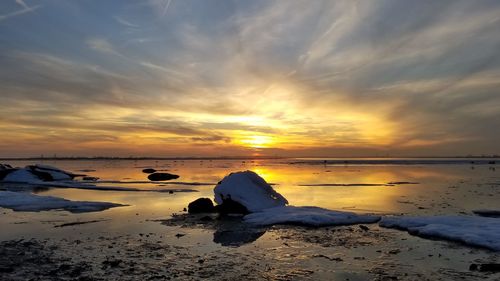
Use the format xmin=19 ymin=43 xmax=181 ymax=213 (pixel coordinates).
xmin=113 ymin=16 xmax=139 ymax=28
xmin=86 ymin=38 xmax=124 ymax=57
xmin=1 ymin=0 xmax=500 ymax=156
xmin=0 ymin=1 xmax=41 ymax=22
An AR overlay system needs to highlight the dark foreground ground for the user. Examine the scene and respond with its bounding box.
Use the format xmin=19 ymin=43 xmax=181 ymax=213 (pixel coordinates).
xmin=1 ymin=214 xmax=499 ymax=281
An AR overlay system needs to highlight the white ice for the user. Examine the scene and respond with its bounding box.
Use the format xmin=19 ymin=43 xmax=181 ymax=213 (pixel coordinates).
xmin=2 ymin=169 xmax=41 ymax=183
xmin=1 ymin=164 xmax=76 ymax=182
xmin=214 ymin=171 xmax=288 ymax=212
xmin=0 ymin=191 xmax=126 ymax=213
xmin=244 ymin=206 xmax=381 ymax=226
xmin=380 ymin=215 xmax=500 ymax=251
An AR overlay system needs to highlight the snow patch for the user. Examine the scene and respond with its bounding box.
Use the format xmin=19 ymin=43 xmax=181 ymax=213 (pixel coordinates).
xmin=380 ymin=216 xmax=500 ymax=251
xmin=214 ymin=171 xmax=288 ymax=212
xmin=0 ymin=191 xmax=126 ymax=213
xmin=244 ymin=206 xmax=381 ymax=227
xmin=3 ymin=169 xmax=41 ymax=183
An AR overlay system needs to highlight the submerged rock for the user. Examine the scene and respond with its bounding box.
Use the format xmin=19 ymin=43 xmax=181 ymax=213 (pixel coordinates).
xmin=188 ymin=198 xmax=215 ymax=214
xmin=147 ymin=172 xmax=179 ymax=181
xmin=142 ymin=168 xmax=156 ymax=174
xmin=214 ymin=170 xmax=288 ymax=213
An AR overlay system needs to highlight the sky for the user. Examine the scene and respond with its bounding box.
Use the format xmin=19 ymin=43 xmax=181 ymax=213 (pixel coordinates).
xmin=1 ymin=0 xmax=500 ymax=158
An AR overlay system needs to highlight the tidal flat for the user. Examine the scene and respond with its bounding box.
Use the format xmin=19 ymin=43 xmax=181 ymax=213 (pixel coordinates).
xmin=1 ymin=159 xmax=499 ymax=280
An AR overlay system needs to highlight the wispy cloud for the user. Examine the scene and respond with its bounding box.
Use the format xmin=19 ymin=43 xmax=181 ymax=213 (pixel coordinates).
xmin=162 ymin=0 xmax=173 ymax=16
xmin=114 ymin=16 xmax=139 ymax=28
xmin=0 ymin=1 xmax=41 ymax=22
xmin=1 ymin=0 xmax=500 ymax=157
xmin=86 ymin=38 xmax=123 ymax=57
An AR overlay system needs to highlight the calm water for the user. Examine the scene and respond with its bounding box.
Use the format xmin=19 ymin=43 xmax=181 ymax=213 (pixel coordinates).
xmin=1 ymin=159 xmax=499 ymax=280
xmin=1 ymin=159 xmax=499 ymax=240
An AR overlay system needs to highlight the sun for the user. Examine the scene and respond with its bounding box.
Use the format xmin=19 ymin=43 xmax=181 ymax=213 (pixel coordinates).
xmin=240 ymin=135 xmax=274 ymax=148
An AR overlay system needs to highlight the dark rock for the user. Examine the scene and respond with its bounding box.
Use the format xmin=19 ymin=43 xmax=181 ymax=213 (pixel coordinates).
xmin=469 ymin=264 xmax=478 ymax=271
xmin=82 ymin=176 xmax=99 ymax=181
xmin=142 ymin=168 xmax=157 ymax=174
xmin=488 ymin=161 xmax=496 ymax=165
xmin=175 ymin=233 xmax=185 ymax=238
xmin=188 ymin=198 xmax=215 ymax=214
xmin=478 ymin=263 xmax=500 ymax=272
xmin=359 ymin=225 xmax=369 ymax=231
xmin=215 ymin=196 xmax=249 ymax=214
xmin=473 ymin=210 xmax=500 ymax=218
xmin=147 ymin=172 xmax=179 ymax=181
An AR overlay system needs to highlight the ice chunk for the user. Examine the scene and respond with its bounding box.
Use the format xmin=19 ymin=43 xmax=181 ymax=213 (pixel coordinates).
xmin=244 ymin=206 xmax=381 ymax=226
xmin=214 ymin=171 xmax=288 ymax=212
xmin=1 ymin=164 xmax=79 ymax=182
xmin=2 ymin=169 xmax=41 ymax=183
xmin=30 ymin=164 xmax=77 ymax=180
xmin=0 ymin=191 xmax=126 ymax=213
xmin=380 ymin=216 xmax=500 ymax=251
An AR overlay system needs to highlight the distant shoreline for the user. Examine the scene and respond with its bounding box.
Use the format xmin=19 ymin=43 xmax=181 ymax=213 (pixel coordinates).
xmin=0 ymin=156 xmax=498 ymax=161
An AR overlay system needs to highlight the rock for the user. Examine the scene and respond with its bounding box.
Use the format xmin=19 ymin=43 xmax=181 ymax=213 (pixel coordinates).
xmin=359 ymin=225 xmax=369 ymax=231
xmin=478 ymin=263 xmax=500 ymax=272
xmin=142 ymin=168 xmax=156 ymax=174
xmin=147 ymin=172 xmax=179 ymax=181
xmin=214 ymin=197 xmax=249 ymax=214
xmin=214 ymin=171 xmax=288 ymax=213
xmin=82 ymin=176 xmax=99 ymax=181
xmin=188 ymin=198 xmax=215 ymax=214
